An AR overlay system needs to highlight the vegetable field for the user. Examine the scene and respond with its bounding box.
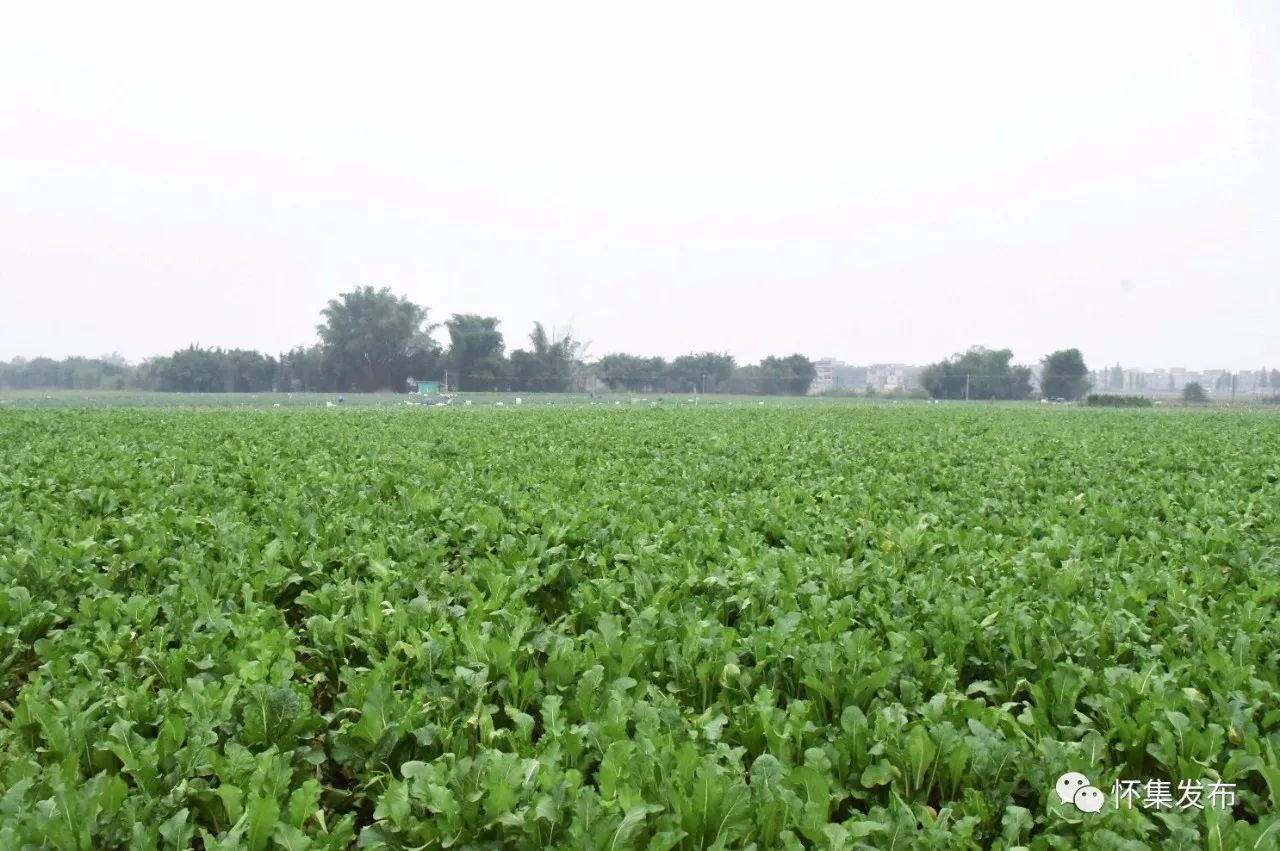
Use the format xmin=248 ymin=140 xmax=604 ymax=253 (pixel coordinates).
xmin=1 ymin=406 xmax=1277 ymax=849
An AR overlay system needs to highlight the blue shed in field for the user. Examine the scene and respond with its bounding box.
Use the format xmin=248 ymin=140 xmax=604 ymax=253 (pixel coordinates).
xmin=416 ymin=380 xmax=441 ymax=395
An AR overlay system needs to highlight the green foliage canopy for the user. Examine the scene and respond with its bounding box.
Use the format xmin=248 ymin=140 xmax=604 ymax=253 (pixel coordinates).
xmin=920 ymin=347 xmax=1033 ymax=400
xmin=1040 ymin=349 xmax=1091 ymax=401
xmin=316 ymin=287 xmax=440 ymax=392
xmin=1183 ymin=381 xmax=1209 ymax=403
xmin=444 ymin=314 xmax=505 ymax=391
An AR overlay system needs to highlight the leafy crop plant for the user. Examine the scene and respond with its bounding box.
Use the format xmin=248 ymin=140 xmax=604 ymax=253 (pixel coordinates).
xmin=1 ymin=405 xmax=1277 ymax=848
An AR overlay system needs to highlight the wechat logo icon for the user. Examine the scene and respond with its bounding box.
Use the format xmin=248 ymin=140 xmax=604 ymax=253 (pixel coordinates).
xmin=1055 ymin=772 xmax=1105 ymax=813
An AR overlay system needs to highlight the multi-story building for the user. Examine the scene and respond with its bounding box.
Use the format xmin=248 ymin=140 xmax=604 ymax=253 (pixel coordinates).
xmin=809 ymin=357 xmax=839 ymax=395
xmin=1236 ymin=371 xmax=1266 ymax=393
xmin=1165 ymin=368 xmax=1203 ymax=391
xmin=1201 ymin=369 xmax=1229 ymax=392
xmin=865 ymin=363 xmax=922 ymax=392
xmin=1109 ymin=366 xmax=1263 ymax=396
xmin=834 ymin=363 xmax=868 ymax=389
xmin=807 ymin=359 xmax=923 ymax=394
xmin=807 ymin=358 xmax=887 ymax=394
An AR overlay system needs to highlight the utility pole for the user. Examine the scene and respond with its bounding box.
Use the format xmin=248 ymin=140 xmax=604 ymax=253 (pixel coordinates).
xmin=964 ymin=374 xmax=970 ymax=401
xmin=444 ymin=370 xmax=449 ymax=393
xmin=1231 ymin=372 xmax=1236 ymax=404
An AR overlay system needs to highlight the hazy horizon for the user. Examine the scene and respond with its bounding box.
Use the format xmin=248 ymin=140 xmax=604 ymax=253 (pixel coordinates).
xmin=1 ymin=334 xmax=1271 ymax=377
xmin=2 ymin=2 xmax=1277 ymax=371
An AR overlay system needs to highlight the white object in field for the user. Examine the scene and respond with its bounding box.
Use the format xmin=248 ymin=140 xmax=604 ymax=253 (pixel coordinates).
xmin=759 ymin=401 xmax=765 ymax=405
xmin=273 ymin=403 xmax=281 ymax=407
xmin=326 ymin=401 xmax=336 ymax=408
xmin=515 ymin=397 xmax=522 ymax=405
xmin=615 ymin=400 xmax=621 ymax=405
xmin=496 ymin=401 xmax=504 ymax=406
xmin=465 ymin=400 xmax=472 ymax=406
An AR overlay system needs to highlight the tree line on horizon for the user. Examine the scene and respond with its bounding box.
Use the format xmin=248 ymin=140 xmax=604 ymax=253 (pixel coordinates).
xmin=0 ymin=287 xmax=819 ymax=396
xmin=11 ymin=287 xmax=1256 ymax=401
xmin=918 ymin=346 xmax=1092 ymax=401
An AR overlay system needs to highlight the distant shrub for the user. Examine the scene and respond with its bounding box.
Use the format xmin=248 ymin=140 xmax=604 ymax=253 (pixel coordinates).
xmin=1086 ymin=394 xmax=1153 ymax=408
xmin=1183 ymin=382 xmax=1209 ymax=404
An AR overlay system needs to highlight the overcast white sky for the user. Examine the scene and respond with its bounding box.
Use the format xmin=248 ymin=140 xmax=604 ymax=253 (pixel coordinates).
xmin=1 ymin=1 xmax=1276 ymax=370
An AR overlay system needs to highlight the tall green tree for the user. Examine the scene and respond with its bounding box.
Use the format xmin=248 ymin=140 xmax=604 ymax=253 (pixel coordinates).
xmin=756 ymin=354 xmax=817 ymax=395
xmin=507 ymin=323 xmax=582 ymax=392
xmin=667 ymin=352 xmax=737 ymax=393
xmin=595 ymin=354 xmax=667 ymax=392
xmin=445 ymin=314 xmax=505 ymax=391
xmin=222 ymin=349 xmax=277 ymax=392
xmin=275 ymin=345 xmax=339 ymax=392
xmin=1040 ymin=349 xmax=1091 ymax=400
xmin=781 ymin=354 xmax=817 ymax=395
xmin=137 ymin=346 xmax=277 ymax=392
xmin=507 ymin=349 xmax=542 ymax=391
xmin=316 ymin=287 xmax=440 ymax=391
xmin=1183 ymin=382 xmax=1209 ymax=403
xmin=724 ymin=364 xmax=761 ymax=394
xmin=0 ymin=355 xmax=134 ymax=390
xmin=920 ymin=347 xmax=1033 ymax=400
xmin=1110 ymin=363 xmax=1125 ymax=390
